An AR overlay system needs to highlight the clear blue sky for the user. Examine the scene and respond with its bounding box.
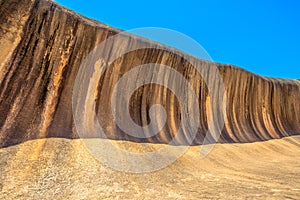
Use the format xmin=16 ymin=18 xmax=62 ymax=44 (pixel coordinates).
xmin=56 ymin=0 xmax=299 ymax=79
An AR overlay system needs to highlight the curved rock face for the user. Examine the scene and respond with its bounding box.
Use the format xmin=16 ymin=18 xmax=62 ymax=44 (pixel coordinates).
xmin=0 ymin=0 xmax=299 ymax=147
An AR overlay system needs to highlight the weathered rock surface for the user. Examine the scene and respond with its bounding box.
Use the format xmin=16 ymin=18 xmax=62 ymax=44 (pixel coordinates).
xmin=0 ymin=0 xmax=299 ymax=147
xmin=1 ymin=136 xmax=299 ymax=199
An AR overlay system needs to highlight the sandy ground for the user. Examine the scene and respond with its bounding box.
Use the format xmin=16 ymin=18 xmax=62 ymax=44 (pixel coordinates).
xmin=0 ymin=136 xmax=299 ymax=200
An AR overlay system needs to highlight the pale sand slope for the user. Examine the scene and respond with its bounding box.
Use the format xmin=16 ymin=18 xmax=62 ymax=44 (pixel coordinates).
xmin=0 ymin=136 xmax=299 ymax=200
